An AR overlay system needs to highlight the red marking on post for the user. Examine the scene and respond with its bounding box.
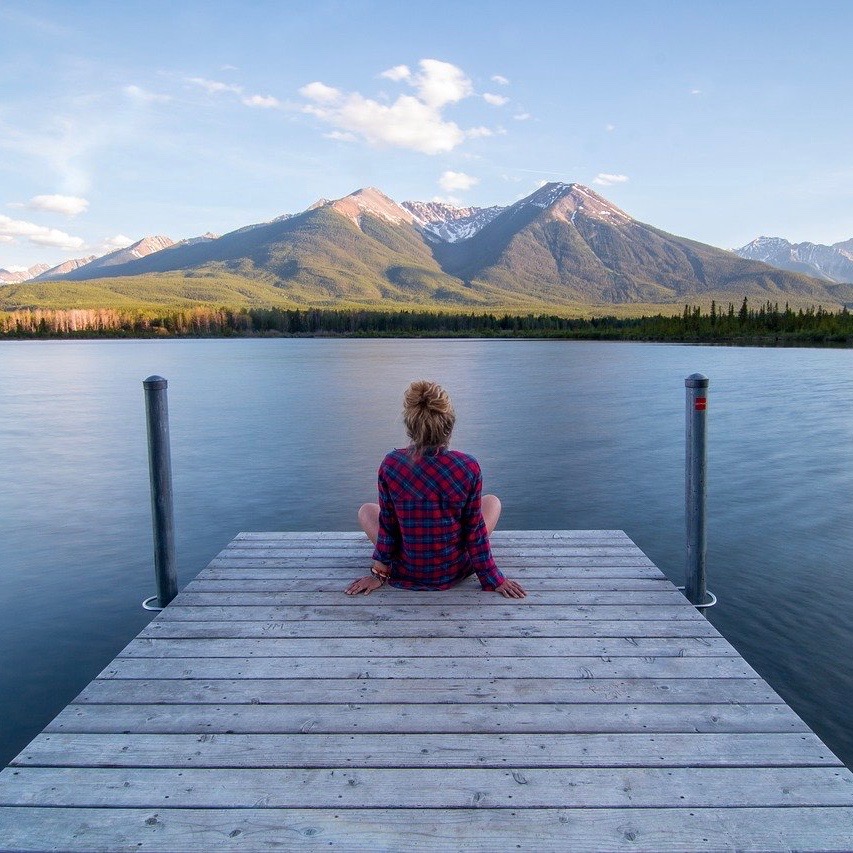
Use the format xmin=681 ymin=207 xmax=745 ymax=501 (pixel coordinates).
xmin=695 ymin=398 xmax=707 ymax=411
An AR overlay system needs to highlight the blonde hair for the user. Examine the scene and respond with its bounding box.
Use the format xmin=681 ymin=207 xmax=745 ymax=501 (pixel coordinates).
xmin=403 ymin=380 xmax=456 ymax=453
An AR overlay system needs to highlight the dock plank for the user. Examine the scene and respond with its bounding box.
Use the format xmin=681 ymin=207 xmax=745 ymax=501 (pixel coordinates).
xmin=2 ymin=529 xmax=851 ymax=853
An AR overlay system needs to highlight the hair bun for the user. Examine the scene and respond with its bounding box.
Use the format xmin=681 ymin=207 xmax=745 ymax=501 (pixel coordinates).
xmin=403 ymin=380 xmax=456 ymax=451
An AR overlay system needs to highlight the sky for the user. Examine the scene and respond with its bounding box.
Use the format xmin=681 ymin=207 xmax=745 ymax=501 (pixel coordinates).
xmin=1 ymin=0 xmax=852 ymax=271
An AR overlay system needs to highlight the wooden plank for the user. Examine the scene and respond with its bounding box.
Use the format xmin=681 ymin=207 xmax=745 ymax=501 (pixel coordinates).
xmin=4 ymin=766 xmax=851 ymax=809
xmin=137 ymin=618 xmax=723 ymax=639
xmin=206 ymin=558 xmax=663 ymax=574
xmin=118 ymin=636 xmax=738 ymax=659
xmin=170 ymin=589 xmax=688 ymax=606
xmin=235 ymin=530 xmax=632 ymax=541
xmin=73 ymin=677 xmax=784 ymax=706
xmin=152 ymin=604 xmax=714 ymax=622
xmin=185 ymin=577 xmax=673 ymax=592
xmin=201 ymin=564 xmax=667 ymax=579
xmin=12 ymin=732 xmax=843 ymax=769
xmin=219 ymin=546 xmax=648 ymax=558
xmin=2 ymin=805 xmax=851 ymax=852
xmin=97 ymin=655 xmax=760 ymax=681
xmin=45 ymin=702 xmax=809 ymax=736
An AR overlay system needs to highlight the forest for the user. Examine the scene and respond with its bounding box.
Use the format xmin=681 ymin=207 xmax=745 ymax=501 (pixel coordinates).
xmin=1 ymin=299 xmax=851 ymax=345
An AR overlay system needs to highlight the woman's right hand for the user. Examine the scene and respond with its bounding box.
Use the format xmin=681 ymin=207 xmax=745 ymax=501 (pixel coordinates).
xmin=345 ymin=575 xmax=385 ymax=595
xmin=495 ymin=578 xmax=526 ymax=599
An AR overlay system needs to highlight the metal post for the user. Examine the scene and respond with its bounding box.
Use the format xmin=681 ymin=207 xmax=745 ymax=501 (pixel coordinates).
xmin=685 ymin=373 xmax=708 ymax=606
xmin=143 ymin=376 xmax=178 ymax=608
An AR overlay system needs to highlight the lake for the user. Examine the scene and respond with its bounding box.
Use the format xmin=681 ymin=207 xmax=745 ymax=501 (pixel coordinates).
xmin=0 ymin=338 xmax=851 ymax=769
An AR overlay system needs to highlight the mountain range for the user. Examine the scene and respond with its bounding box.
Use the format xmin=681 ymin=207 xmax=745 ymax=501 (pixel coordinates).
xmin=734 ymin=236 xmax=853 ymax=284
xmin=2 ymin=184 xmax=851 ymax=311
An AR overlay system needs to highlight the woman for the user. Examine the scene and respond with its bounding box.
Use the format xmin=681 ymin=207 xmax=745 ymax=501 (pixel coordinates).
xmin=346 ymin=380 xmax=526 ymax=599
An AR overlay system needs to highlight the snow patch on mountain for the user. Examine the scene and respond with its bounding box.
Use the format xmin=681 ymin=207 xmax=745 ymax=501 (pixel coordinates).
xmin=402 ymin=200 xmax=504 ymax=242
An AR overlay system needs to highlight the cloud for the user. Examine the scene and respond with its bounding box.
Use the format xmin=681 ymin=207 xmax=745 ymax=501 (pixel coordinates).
xmin=606 ymin=123 xmax=615 ymax=131
xmin=324 ymin=130 xmax=357 ymax=141
xmin=439 ymin=170 xmax=478 ymax=192
xmin=491 ymin=75 xmax=510 ymax=86
xmin=124 ymin=85 xmax=172 ymax=104
xmin=186 ymin=77 xmax=243 ymax=96
xmin=380 ymin=65 xmax=411 ymax=82
xmin=593 ymin=173 xmax=629 ymax=186
xmin=25 ymin=194 xmax=89 ymax=216
xmin=0 ymin=236 xmax=15 ymax=245
xmin=466 ymin=126 xmax=493 ymax=139
xmin=243 ymin=94 xmax=280 ymax=108
xmin=412 ymin=59 xmax=473 ymax=108
xmin=483 ymin=93 xmax=508 ymax=107
xmin=98 ymin=234 xmax=134 ymax=253
xmin=513 ymin=112 xmax=531 ymax=121
xmin=691 ymin=88 xmax=702 ymax=95
xmin=299 ymin=81 xmax=342 ymax=104
xmin=0 ymin=214 xmax=85 ymax=250
xmin=299 ymin=59 xmax=481 ymax=155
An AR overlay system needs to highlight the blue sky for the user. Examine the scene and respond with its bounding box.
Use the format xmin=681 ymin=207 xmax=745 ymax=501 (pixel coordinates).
xmin=1 ymin=0 xmax=852 ymax=270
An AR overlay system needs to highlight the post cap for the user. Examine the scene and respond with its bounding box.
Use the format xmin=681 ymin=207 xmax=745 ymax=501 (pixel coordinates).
xmin=143 ymin=375 xmax=168 ymax=389
xmin=685 ymin=373 xmax=709 ymax=388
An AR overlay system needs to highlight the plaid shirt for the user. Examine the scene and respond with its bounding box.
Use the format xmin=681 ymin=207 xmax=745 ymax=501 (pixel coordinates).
xmin=372 ymin=447 xmax=505 ymax=591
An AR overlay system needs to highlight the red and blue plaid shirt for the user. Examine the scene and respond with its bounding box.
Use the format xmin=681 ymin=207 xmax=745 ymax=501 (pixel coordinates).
xmin=372 ymin=447 xmax=505 ymax=591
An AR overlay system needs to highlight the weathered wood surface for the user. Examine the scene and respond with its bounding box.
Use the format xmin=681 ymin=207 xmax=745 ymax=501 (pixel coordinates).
xmin=1 ymin=530 xmax=851 ymax=852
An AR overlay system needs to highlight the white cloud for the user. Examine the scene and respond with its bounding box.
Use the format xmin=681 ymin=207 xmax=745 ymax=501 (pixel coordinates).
xmin=221 ymin=64 xmax=239 ymax=72
xmin=299 ymin=60 xmax=481 ymax=155
xmin=606 ymin=123 xmax=616 ymax=131
xmin=466 ymin=126 xmax=493 ymax=139
xmin=513 ymin=112 xmax=531 ymax=121
xmin=412 ymin=59 xmax=473 ymax=108
xmin=25 ymin=194 xmax=89 ymax=216
xmin=324 ymin=130 xmax=357 ymax=142
xmin=593 ymin=173 xmax=629 ymax=186
xmin=186 ymin=77 xmax=243 ymax=96
xmin=124 ymin=85 xmax=172 ymax=104
xmin=0 ymin=214 xmax=85 ymax=250
xmin=97 ymin=234 xmax=134 ymax=254
xmin=691 ymin=88 xmax=702 ymax=95
xmin=380 ymin=65 xmax=411 ymax=82
xmin=300 ymin=81 xmax=342 ymax=104
xmin=491 ymin=75 xmax=510 ymax=86
xmin=243 ymin=94 xmax=280 ymax=108
xmin=439 ymin=170 xmax=478 ymax=192
xmin=483 ymin=93 xmax=508 ymax=107
xmin=0 ymin=237 xmax=16 ymax=245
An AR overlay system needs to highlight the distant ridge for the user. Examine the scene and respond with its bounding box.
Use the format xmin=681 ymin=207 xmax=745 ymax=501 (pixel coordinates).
xmin=4 ymin=183 xmax=852 ymax=311
xmin=735 ymin=236 xmax=853 ymax=284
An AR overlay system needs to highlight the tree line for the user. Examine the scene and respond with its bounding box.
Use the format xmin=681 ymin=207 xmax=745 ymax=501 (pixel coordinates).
xmin=1 ymin=300 xmax=851 ymax=344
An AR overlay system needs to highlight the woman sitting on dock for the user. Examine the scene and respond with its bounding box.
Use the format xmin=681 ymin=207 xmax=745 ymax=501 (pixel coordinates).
xmin=346 ymin=380 xmax=526 ymax=599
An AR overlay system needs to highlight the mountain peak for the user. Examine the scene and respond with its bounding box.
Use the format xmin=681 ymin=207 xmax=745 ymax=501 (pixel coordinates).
xmin=328 ymin=187 xmax=414 ymax=228
xmin=521 ymin=182 xmax=632 ymax=225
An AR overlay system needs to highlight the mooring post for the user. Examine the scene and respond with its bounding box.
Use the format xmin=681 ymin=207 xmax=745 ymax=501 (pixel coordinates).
xmin=143 ymin=375 xmax=178 ymax=608
xmin=685 ymin=373 xmax=709 ymax=606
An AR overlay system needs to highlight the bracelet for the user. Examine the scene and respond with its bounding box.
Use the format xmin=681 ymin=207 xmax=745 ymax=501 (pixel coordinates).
xmin=370 ymin=567 xmax=389 ymax=584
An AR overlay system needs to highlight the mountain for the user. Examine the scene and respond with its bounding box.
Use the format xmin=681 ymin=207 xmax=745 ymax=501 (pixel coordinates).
xmin=59 ymin=236 xmax=175 ymax=279
xmin=0 ymin=263 xmax=50 ymax=284
xmin=34 ymin=256 xmax=98 ymax=281
xmin=734 ymin=236 xmax=853 ymax=283
xmin=402 ymin=201 xmax=504 ymax=243
xmin=431 ymin=183 xmax=851 ymax=305
xmin=6 ymin=184 xmax=851 ymax=311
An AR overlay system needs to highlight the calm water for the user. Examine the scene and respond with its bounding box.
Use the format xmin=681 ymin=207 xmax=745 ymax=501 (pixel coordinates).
xmin=1 ymin=339 xmax=851 ymax=769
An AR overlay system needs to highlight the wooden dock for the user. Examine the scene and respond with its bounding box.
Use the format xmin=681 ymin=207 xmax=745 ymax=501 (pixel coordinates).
xmin=1 ymin=530 xmax=851 ymax=851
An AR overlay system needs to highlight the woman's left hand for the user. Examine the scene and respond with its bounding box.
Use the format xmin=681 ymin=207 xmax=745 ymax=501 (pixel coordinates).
xmin=346 ymin=575 xmax=385 ymax=595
